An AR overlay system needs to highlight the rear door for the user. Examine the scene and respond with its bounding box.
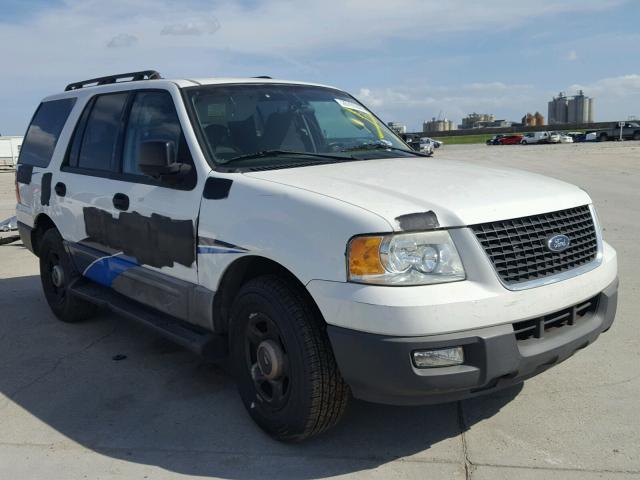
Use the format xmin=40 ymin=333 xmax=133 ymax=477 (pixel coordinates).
xmin=15 ymin=97 xmax=77 ymax=230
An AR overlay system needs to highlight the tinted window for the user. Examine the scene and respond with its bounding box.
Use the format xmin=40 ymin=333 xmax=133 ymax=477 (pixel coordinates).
xmin=122 ymin=91 xmax=193 ymax=175
xmin=18 ymin=98 xmax=76 ymax=167
xmin=78 ymin=93 xmax=128 ymax=171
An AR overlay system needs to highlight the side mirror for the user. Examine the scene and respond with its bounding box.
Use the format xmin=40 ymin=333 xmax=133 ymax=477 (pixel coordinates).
xmin=138 ymin=140 xmax=191 ymax=183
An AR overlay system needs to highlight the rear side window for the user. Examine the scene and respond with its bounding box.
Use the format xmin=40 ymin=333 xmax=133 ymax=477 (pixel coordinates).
xmin=77 ymin=93 xmax=128 ymax=171
xmin=18 ymin=98 xmax=76 ymax=167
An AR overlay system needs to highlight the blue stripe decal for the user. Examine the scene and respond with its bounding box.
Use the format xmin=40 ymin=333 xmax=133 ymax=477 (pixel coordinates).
xmin=84 ymin=254 xmax=138 ymax=287
xmin=197 ymin=246 xmax=245 ymax=254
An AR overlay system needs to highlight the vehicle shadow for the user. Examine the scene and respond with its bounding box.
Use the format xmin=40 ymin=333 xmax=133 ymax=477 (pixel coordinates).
xmin=0 ymin=273 xmax=522 ymax=479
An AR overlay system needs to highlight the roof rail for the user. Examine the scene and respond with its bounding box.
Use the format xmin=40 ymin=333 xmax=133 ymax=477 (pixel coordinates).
xmin=64 ymin=70 xmax=162 ymax=91
xmin=253 ymin=75 xmax=272 ymax=79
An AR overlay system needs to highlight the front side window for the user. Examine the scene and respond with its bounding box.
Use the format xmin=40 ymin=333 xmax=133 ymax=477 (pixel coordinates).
xmin=122 ymin=91 xmax=193 ymax=175
xmin=18 ymin=98 xmax=76 ymax=167
xmin=78 ymin=93 xmax=128 ymax=171
xmin=185 ymin=84 xmax=415 ymax=169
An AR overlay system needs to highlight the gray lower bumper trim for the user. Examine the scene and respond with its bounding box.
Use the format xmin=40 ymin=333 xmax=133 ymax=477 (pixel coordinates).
xmin=328 ymin=277 xmax=618 ymax=406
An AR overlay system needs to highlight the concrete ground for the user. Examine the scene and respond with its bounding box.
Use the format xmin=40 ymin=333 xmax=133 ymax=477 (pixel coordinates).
xmin=0 ymin=141 xmax=639 ymax=479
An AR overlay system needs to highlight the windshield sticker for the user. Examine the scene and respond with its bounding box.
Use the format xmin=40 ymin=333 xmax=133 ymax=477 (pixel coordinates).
xmin=335 ymin=98 xmax=368 ymax=114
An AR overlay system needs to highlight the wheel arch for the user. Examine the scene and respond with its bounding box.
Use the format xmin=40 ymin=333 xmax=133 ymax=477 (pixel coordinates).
xmin=212 ymin=255 xmax=323 ymax=333
xmin=31 ymin=213 xmax=58 ymax=256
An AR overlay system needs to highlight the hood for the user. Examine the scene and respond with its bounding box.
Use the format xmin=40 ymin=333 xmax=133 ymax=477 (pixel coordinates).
xmin=244 ymin=157 xmax=591 ymax=229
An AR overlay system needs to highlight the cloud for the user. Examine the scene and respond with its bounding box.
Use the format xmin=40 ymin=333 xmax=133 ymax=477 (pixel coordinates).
xmin=161 ymin=18 xmax=221 ymax=36
xmin=355 ymin=82 xmax=538 ymax=129
xmin=570 ymin=74 xmax=640 ymax=97
xmin=0 ymin=0 xmax=634 ymax=133
xmin=566 ymin=50 xmax=578 ymax=61
xmin=107 ymin=33 xmax=138 ymax=48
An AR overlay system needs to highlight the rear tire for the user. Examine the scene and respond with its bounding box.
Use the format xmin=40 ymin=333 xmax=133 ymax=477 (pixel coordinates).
xmin=229 ymin=275 xmax=350 ymax=441
xmin=633 ymin=132 xmax=640 ymax=141
xmin=599 ymin=133 xmax=608 ymax=142
xmin=39 ymin=229 xmax=97 ymax=323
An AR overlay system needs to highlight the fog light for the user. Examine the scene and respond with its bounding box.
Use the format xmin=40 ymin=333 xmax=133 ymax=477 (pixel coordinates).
xmin=412 ymin=347 xmax=464 ymax=368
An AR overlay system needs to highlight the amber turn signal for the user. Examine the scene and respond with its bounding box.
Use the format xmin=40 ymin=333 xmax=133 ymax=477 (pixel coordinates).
xmin=348 ymin=236 xmax=384 ymax=278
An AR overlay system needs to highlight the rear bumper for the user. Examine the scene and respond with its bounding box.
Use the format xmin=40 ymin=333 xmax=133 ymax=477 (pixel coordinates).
xmin=17 ymin=221 xmax=35 ymax=254
xmin=328 ymin=277 xmax=618 ymax=406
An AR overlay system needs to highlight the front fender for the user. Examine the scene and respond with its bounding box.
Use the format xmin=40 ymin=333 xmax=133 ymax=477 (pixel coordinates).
xmin=196 ymin=174 xmax=392 ymax=292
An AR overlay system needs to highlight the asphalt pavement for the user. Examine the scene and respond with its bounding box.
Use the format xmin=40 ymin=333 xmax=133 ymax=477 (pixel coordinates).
xmin=0 ymin=141 xmax=638 ymax=479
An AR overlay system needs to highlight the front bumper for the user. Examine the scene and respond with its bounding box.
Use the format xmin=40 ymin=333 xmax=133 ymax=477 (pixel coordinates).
xmin=328 ymin=278 xmax=618 ymax=405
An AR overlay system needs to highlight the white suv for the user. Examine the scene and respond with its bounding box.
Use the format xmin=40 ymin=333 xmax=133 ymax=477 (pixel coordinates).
xmin=15 ymin=71 xmax=618 ymax=441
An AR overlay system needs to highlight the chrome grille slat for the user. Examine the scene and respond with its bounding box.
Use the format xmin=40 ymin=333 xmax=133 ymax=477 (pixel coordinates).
xmin=471 ymin=205 xmax=598 ymax=286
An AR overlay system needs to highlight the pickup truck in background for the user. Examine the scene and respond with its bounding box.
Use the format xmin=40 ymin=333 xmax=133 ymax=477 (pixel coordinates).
xmin=596 ymin=122 xmax=640 ymax=142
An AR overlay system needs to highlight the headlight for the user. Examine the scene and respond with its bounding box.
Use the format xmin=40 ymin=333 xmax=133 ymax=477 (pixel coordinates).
xmin=348 ymin=231 xmax=465 ymax=285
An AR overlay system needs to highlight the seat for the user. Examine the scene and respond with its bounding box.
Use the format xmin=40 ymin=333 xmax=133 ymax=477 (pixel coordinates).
xmin=262 ymin=111 xmax=308 ymax=151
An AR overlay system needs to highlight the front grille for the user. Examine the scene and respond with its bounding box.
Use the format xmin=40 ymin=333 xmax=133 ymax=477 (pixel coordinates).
xmin=513 ymin=295 xmax=599 ymax=341
xmin=471 ymin=205 xmax=598 ymax=286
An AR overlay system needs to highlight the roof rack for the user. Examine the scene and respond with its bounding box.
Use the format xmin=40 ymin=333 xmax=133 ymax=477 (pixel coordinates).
xmin=64 ymin=70 xmax=162 ymax=91
xmin=253 ymin=75 xmax=272 ymax=79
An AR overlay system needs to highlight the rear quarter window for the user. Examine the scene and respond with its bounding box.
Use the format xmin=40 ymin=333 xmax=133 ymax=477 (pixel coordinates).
xmin=18 ymin=98 xmax=76 ymax=167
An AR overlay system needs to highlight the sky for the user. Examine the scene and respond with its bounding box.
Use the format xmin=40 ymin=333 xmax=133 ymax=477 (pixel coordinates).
xmin=1 ymin=0 xmax=639 ymax=134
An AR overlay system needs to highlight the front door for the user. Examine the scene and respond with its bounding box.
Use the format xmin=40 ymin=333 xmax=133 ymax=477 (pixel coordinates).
xmin=61 ymin=87 xmax=207 ymax=321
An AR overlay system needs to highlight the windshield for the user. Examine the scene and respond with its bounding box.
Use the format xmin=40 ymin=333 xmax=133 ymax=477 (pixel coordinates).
xmin=185 ymin=84 xmax=413 ymax=169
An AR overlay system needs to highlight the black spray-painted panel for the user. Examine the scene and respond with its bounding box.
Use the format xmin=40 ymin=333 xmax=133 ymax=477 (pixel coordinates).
xmin=395 ymin=211 xmax=440 ymax=231
xmin=16 ymin=165 xmax=33 ymax=185
xmin=83 ymin=207 xmax=195 ymax=268
xmin=203 ymin=177 xmax=233 ymax=200
xmin=40 ymin=173 xmax=52 ymax=206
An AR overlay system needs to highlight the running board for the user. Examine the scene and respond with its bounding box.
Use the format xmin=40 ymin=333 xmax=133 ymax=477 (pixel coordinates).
xmin=69 ymin=280 xmax=227 ymax=360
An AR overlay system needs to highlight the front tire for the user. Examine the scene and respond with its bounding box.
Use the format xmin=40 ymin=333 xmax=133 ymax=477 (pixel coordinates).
xmin=39 ymin=229 xmax=97 ymax=323
xmin=229 ymin=275 xmax=350 ymax=441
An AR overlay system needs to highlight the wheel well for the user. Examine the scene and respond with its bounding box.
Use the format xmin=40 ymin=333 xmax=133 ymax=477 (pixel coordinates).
xmin=212 ymin=256 xmax=321 ymax=333
xmin=31 ymin=214 xmax=57 ymax=256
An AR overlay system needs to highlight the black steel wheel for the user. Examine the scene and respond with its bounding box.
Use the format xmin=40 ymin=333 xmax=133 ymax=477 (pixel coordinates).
xmin=230 ymin=275 xmax=350 ymax=441
xmin=244 ymin=311 xmax=291 ymax=411
xmin=39 ymin=229 xmax=96 ymax=323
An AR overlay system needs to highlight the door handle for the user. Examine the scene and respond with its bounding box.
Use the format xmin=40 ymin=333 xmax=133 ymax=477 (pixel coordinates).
xmin=112 ymin=193 xmax=129 ymax=211
xmin=54 ymin=182 xmax=66 ymax=197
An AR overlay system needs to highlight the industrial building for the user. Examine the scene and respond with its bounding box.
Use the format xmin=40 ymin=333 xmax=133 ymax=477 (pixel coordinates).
xmin=423 ymin=118 xmax=456 ymax=133
xmin=521 ymin=112 xmax=545 ymax=127
xmin=387 ymin=122 xmax=407 ymax=135
xmin=548 ymin=91 xmax=594 ymax=124
xmin=0 ymin=136 xmax=22 ymax=167
xmin=460 ymin=113 xmax=495 ymax=129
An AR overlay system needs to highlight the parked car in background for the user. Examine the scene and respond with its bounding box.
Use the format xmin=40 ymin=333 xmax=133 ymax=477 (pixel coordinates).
xmin=585 ymin=131 xmax=598 ymax=142
xmin=559 ymin=133 xmax=574 ymax=144
xmin=486 ymin=134 xmax=505 ymax=145
xmin=407 ymin=137 xmax=434 ymax=156
xmin=596 ymin=122 xmax=640 ymax=142
xmin=548 ymin=132 xmax=562 ymax=144
xmin=495 ymin=135 xmax=523 ymax=145
xmin=425 ymin=137 xmax=443 ymax=148
xmin=521 ymin=131 xmax=551 ymax=144
xmin=571 ymin=131 xmax=597 ymax=143
xmin=420 ymin=137 xmax=441 ymax=149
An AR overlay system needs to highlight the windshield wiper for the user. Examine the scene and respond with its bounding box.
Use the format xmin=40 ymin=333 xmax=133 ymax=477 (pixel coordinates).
xmin=341 ymin=142 xmax=427 ymax=156
xmin=221 ymin=150 xmax=354 ymax=165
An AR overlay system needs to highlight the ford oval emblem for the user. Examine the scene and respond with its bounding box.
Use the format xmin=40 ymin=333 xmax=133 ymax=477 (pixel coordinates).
xmin=547 ymin=234 xmax=571 ymax=252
